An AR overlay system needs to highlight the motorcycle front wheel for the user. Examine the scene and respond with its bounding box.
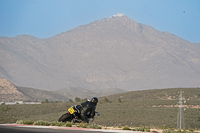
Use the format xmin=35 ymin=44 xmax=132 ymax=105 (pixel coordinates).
xmin=58 ymin=113 xmax=73 ymax=122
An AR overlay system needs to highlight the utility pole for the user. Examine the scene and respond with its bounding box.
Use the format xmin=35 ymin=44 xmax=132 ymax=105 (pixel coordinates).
xmin=177 ymin=91 xmax=185 ymax=129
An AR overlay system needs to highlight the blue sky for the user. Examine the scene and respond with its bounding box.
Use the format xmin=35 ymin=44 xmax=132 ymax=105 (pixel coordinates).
xmin=0 ymin=0 xmax=200 ymax=43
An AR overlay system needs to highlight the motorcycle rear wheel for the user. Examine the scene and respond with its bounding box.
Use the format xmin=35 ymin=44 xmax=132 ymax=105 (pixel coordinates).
xmin=58 ymin=113 xmax=73 ymax=122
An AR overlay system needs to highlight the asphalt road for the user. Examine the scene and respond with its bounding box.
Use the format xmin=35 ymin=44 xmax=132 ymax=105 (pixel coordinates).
xmin=0 ymin=126 xmax=136 ymax=133
xmin=0 ymin=126 xmax=88 ymax=133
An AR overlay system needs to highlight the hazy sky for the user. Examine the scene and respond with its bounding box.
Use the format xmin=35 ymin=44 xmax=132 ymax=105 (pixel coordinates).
xmin=0 ymin=0 xmax=200 ymax=43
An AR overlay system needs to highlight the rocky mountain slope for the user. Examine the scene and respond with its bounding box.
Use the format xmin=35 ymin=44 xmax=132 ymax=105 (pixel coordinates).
xmin=0 ymin=78 xmax=69 ymax=102
xmin=0 ymin=15 xmax=200 ymax=91
xmin=0 ymin=78 xmax=30 ymax=102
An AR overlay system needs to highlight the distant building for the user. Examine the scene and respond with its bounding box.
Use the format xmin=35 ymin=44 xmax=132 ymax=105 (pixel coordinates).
xmin=1 ymin=102 xmax=15 ymax=105
xmin=112 ymin=13 xmax=124 ymax=17
xmin=23 ymin=101 xmax=41 ymax=104
xmin=15 ymin=101 xmax=24 ymax=104
xmin=0 ymin=101 xmax=41 ymax=105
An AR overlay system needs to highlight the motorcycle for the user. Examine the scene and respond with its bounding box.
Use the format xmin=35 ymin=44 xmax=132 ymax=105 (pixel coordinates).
xmin=58 ymin=105 xmax=100 ymax=123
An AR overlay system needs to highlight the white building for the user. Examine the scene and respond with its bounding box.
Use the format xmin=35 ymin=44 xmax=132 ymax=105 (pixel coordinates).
xmin=112 ymin=13 xmax=124 ymax=17
xmin=0 ymin=101 xmax=41 ymax=105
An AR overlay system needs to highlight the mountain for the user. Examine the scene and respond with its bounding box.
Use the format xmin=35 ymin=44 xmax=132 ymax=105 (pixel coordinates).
xmin=0 ymin=78 xmax=30 ymax=102
xmin=0 ymin=15 xmax=200 ymax=91
xmin=54 ymin=87 xmax=125 ymax=100
xmin=17 ymin=86 xmax=69 ymax=102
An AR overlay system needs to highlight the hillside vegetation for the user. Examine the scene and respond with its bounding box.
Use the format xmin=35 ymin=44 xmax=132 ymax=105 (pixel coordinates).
xmin=0 ymin=88 xmax=199 ymax=129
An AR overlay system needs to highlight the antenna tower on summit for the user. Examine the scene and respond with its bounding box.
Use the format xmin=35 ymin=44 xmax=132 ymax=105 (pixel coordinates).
xmin=177 ymin=91 xmax=186 ymax=129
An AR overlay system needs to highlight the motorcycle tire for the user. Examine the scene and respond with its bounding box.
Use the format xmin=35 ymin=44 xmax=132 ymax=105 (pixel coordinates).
xmin=58 ymin=113 xmax=73 ymax=122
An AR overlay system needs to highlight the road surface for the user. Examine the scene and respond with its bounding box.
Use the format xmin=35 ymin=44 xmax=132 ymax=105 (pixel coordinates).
xmin=0 ymin=124 xmax=140 ymax=133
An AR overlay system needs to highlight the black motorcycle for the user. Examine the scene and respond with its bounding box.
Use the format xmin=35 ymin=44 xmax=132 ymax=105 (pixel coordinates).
xmin=58 ymin=105 xmax=100 ymax=123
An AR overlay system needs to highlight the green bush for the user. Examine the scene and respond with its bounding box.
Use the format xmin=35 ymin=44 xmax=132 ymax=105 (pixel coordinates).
xmin=162 ymin=129 xmax=176 ymax=133
xmin=135 ymin=127 xmax=144 ymax=131
xmin=182 ymin=129 xmax=190 ymax=133
xmin=151 ymin=131 xmax=159 ymax=133
xmin=75 ymin=97 xmax=81 ymax=102
xmin=69 ymin=99 xmax=73 ymax=103
xmin=162 ymin=129 xmax=197 ymax=133
xmin=135 ymin=126 xmax=150 ymax=132
xmin=89 ymin=124 xmax=101 ymax=129
xmin=33 ymin=120 xmax=50 ymax=126
xmin=158 ymin=125 xmax=166 ymax=129
xmin=16 ymin=120 xmax=34 ymax=125
xmin=22 ymin=120 xmax=34 ymax=125
xmin=1 ymin=102 xmax=5 ymax=105
xmin=118 ymin=98 xmax=122 ymax=103
xmin=50 ymin=121 xmax=66 ymax=126
xmin=66 ymin=122 xmax=72 ymax=127
xmin=104 ymin=98 xmax=109 ymax=102
xmin=49 ymin=121 xmax=57 ymax=126
xmin=188 ymin=128 xmax=194 ymax=133
xmin=2 ymin=106 xmax=8 ymax=112
xmin=122 ymin=125 xmax=131 ymax=130
xmin=16 ymin=120 xmax=24 ymax=124
xmin=79 ymin=122 xmax=88 ymax=128
xmin=144 ymin=128 xmax=151 ymax=132
xmin=176 ymin=129 xmax=182 ymax=133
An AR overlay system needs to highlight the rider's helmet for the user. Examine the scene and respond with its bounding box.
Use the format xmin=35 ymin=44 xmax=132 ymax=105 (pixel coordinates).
xmin=91 ymin=97 xmax=98 ymax=105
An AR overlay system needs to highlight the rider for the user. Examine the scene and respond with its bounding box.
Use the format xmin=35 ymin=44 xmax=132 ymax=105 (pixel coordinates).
xmin=80 ymin=97 xmax=98 ymax=123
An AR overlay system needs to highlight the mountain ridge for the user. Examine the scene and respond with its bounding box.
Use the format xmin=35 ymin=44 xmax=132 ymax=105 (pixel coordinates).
xmin=0 ymin=15 xmax=200 ymax=91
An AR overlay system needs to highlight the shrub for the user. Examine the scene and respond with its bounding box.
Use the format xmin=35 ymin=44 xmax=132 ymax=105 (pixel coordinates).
xmin=176 ymin=129 xmax=182 ymax=133
xmin=118 ymin=98 xmax=122 ymax=103
xmin=16 ymin=120 xmax=24 ymax=124
xmin=45 ymin=99 xmax=49 ymax=103
xmin=81 ymin=98 xmax=87 ymax=102
xmin=49 ymin=121 xmax=57 ymax=126
xmin=73 ymin=123 xmax=80 ymax=126
xmin=158 ymin=125 xmax=166 ymax=129
xmin=75 ymin=97 xmax=81 ymax=102
xmin=89 ymin=124 xmax=101 ymax=129
xmin=33 ymin=120 xmax=49 ymax=126
xmin=188 ymin=128 xmax=194 ymax=133
xmin=66 ymin=122 xmax=72 ymax=127
xmin=162 ymin=129 xmax=176 ymax=133
xmin=2 ymin=106 xmax=8 ymax=112
xmin=50 ymin=121 xmax=66 ymax=126
xmin=69 ymin=99 xmax=73 ymax=103
xmin=104 ymin=98 xmax=109 ymax=102
xmin=182 ymin=129 xmax=188 ymax=133
xmin=122 ymin=125 xmax=131 ymax=130
xmin=135 ymin=126 xmax=150 ymax=132
xmin=79 ymin=122 xmax=88 ymax=128
xmin=22 ymin=120 xmax=34 ymax=125
xmin=1 ymin=102 xmax=5 ymax=105
xmin=135 ymin=127 xmax=144 ymax=131
xmin=16 ymin=120 xmax=34 ymax=125
xmin=151 ymin=131 xmax=159 ymax=133
xmin=144 ymin=128 xmax=151 ymax=132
